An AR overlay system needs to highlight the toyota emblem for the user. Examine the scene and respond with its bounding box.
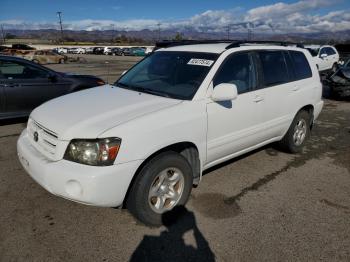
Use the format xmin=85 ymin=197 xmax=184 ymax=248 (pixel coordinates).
xmin=33 ymin=131 xmax=39 ymax=142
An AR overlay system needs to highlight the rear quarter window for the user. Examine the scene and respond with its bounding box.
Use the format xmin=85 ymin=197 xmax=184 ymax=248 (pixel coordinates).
xmin=289 ymin=51 xmax=312 ymax=80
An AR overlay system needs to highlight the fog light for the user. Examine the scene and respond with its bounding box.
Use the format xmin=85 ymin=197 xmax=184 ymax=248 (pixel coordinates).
xmin=65 ymin=180 xmax=83 ymax=198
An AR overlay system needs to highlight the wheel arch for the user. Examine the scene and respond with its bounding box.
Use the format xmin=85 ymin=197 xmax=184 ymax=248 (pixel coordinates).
xmin=122 ymin=141 xmax=200 ymax=207
xmin=298 ymin=104 xmax=314 ymax=129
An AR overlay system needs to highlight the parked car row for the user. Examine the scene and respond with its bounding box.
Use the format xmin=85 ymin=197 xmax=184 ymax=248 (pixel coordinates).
xmin=54 ymin=46 xmax=153 ymax=56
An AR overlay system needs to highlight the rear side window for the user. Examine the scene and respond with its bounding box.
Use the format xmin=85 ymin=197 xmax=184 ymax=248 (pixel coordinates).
xmin=258 ymin=51 xmax=289 ymax=87
xmin=0 ymin=60 xmax=49 ymax=79
xmin=326 ymin=47 xmax=336 ymax=55
xmin=289 ymin=51 xmax=312 ymax=80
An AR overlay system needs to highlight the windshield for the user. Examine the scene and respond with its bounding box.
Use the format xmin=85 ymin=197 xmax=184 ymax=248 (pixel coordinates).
xmin=115 ymin=51 xmax=219 ymax=100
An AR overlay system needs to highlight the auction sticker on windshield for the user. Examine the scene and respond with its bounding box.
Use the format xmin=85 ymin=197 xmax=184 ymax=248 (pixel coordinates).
xmin=187 ymin=58 xmax=214 ymax=67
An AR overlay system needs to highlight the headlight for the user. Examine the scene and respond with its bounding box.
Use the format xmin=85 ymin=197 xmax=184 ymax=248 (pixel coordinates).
xmin=64 ymin=138 xmax=121 ymax=166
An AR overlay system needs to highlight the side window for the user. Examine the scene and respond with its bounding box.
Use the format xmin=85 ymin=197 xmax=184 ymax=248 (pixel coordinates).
xmin=326 ymin=47 xmax=336 ymax=56
xmin=319 ymin=48 xmax=327 ymax=56
xmin=289 ymin=51 xmax=312 ymax=80
xmin=213 ymin=52 xmax=256 ymax=94
xmin=0 ymin=61 xmax=49 ymax=79
xmin=258 ymin=51 xmax=289 ymax=87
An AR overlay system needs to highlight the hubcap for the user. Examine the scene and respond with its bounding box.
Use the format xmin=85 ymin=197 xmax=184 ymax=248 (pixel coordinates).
xmin=293 ymin=119 xmax=307 ymax=146
xmin=148 ymin=167 xmax=185 ymax=214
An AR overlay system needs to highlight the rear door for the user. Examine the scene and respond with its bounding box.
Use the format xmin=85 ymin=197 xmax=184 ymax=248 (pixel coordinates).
xmin=318 ymin=47 xmax=331 ymax=71
xmin=253 ymin=50 xmax=295 ymax=141
xmin=0 ymin=59 xmax=69 ymax=116
xmin=326 ymin=47 xmax=337 ymax=68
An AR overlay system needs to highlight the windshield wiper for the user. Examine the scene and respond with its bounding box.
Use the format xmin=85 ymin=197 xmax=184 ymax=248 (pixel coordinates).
xmin=139 ymin=87 xmax=171 ymax=98
xmin=116 ymin=82 xmax=171 ymax=98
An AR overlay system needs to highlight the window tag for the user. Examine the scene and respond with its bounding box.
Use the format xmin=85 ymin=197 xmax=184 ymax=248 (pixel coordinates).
xmin=187 ymin=59 xmax=214 ymax=67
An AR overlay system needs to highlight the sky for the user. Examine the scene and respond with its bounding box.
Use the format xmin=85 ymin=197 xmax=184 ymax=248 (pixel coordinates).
xmin=1 ymin=0 xmax=350 ymax=33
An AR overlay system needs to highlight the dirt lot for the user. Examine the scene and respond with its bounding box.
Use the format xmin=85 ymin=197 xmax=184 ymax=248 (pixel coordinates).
xmin=0 ymin=56 xmax=350 ymax=261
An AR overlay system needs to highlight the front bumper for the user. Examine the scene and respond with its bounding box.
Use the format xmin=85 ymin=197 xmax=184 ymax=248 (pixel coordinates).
xmin=17 ymin=129 xmax=142 ymax=207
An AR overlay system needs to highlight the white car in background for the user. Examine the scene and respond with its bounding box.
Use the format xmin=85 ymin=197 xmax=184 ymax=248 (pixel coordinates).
xmin=17 ymin=41 xmax=323 ymax=226
xmin=57 ymin=47 xmax=68 ymax=54
xmin=104 ymin=47 xmax=112 ymax=55
xmin=145 ymin=47 xmax=154 ymax=54
xmin=306 ymin=45 xmax=339 ymax=72
xmin=73 ymin=47 xmax=86 ymax=54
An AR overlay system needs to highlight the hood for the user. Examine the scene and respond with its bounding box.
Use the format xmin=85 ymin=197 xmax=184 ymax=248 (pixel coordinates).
xmin=30 ymin=85 xmax=182 ymax=140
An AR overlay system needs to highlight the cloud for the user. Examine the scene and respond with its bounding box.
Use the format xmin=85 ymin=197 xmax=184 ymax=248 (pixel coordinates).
xmin=245 ymin=0 xmax=333 ymax=21
xmin=1 ymin=0 xmax=349 ymax=35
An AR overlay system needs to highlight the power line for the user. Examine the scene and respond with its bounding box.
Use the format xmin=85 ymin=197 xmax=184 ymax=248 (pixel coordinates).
xmin=57 ymin=11 xmax=64 ymax=43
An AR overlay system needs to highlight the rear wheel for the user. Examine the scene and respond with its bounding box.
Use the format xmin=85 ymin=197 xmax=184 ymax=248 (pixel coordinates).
xmin=126 ymin=152 xmax=193 ymax=226
xmin=278 ymin=110 xmax=311 ymax=153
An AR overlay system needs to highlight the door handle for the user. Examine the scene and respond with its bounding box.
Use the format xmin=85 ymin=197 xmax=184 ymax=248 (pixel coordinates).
xmin=253 ymin=96 xmax=264 ymax=103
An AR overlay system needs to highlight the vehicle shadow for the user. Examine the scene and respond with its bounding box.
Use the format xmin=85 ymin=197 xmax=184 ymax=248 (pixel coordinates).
xmin=129 ymin=206 xmax=215 ymax=262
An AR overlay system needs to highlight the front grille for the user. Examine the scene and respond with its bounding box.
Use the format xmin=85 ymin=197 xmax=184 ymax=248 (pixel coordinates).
xmin=27 ymin=119 xmax=58 ymax=159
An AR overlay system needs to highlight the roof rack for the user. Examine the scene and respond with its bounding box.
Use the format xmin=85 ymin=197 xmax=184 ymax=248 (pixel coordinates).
xmin=155 ymin=40 xmax=305 ymax=50
xmin=154 ymin=40 xmax=233 ymax=49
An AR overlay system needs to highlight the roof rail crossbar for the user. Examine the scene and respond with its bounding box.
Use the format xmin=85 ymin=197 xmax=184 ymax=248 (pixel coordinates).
xmin=155 ymin=40 xmax=234 ymax=50
xmin=225 ymin=40 xmax=305 ymax=49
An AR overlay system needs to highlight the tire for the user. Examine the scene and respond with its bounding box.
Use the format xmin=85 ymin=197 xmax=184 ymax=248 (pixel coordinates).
xmin=126 ymin=151 xmax=193 ymax=226
xmin=278 ymin=110 xmax=311 ymax=153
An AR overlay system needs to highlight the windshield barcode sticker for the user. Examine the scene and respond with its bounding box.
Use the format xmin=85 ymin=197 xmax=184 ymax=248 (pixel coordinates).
xmin=187 ymin=59 xmax=214 ymax=67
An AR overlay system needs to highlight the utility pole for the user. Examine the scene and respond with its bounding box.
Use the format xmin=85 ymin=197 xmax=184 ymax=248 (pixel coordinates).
xmin=0 ymin=24 xmax=5 ymax=44
xmin=157 ymin=23 xmax=161 ymax=41
xmin=247 ymin=22 xmax=253 ymax=41
xmin=57 ymin=11 xmax=64 ymax=43
xmin=226 ymin=24 xmax=232 ymax=40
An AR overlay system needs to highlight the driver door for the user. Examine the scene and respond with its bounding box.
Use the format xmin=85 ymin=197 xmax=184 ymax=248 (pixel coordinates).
xmin=206 ymin=52 xmax=264 ymax=166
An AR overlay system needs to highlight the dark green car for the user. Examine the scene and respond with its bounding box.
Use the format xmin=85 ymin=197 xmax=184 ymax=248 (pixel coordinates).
xmin=131 ymin=47 xmax=146 ymax=56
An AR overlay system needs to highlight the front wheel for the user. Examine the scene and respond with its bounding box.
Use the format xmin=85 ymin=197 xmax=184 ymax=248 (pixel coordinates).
xmin=126 ymin=152 xmax=193 ymax=226
xmin=278 ymin=110 xmax=311 ymax=153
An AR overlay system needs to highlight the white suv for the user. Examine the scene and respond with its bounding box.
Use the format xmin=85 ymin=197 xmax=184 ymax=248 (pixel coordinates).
xmin=17 ymin=41 xmax=323 ymax=226
xmin=306 ymin=45 xmax=340 ymax=72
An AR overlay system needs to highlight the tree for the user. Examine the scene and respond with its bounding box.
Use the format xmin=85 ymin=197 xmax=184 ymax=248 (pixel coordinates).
xmin=174 ymin=32 xmax=183 ymax=41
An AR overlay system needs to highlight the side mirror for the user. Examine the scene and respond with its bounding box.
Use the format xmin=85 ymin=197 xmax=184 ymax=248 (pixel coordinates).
xmin=320 ymin=53 xmax=328 ymax=59
xmin=211 ymin=83 xmax=238 ymax=102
